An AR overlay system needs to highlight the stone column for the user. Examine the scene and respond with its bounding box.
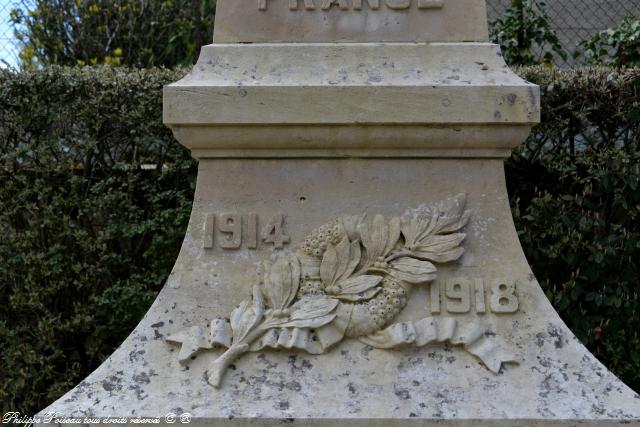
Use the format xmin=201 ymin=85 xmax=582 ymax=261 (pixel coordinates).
xmin=39 ymin=0 xmax=640 ymax=425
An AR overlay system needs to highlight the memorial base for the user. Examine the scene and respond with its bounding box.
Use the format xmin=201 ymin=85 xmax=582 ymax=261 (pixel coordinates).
xmin=39 ymin=158 xmax=640 ymax=426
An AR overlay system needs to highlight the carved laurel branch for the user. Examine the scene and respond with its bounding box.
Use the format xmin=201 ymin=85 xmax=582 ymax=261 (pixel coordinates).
xmin=167 ymin=194 xmax=517 ymax=388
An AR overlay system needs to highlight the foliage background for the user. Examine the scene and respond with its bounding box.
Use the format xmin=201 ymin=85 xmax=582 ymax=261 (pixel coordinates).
xmin=510 ymin=66 xmax=640 ymax=388
xmin=0 ymin=67 xmax=195 ymax=413
xmin=575 ymin=17 xmax=640 ymax=67
xmin=10 ymin=0 xmax=216 ymax=67
xmin=0 ymin=66 xmax=638 ymax=415
xmin=3 ymin=0 xmax=637 ymax=69
xmin=489 ymin=0 xmax=567 ymax=66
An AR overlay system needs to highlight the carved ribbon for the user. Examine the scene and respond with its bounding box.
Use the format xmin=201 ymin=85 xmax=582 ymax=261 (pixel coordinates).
xmin=360 ymin=318 xmax=517 ymax=373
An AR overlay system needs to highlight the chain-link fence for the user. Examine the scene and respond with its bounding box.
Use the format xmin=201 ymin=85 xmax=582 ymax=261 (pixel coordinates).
xmin=0 ymin=0 xmax=20 ymax=68
xmin=487 ymin=0 xmax=638 ymax=66
xmin=0 ymin=0 xmax=637 ymax=68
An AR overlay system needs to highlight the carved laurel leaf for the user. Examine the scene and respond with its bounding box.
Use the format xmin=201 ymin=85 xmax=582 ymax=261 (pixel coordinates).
xmin=230 ymin=299 xmax=256 ymax=343
xmin=277 ymin=314 xmax=337 ymax=329
xmin=435 ymin=194 xmax=470 ymax=234
xmin=334 ymin=275 xmax=383 ymax=297
xmin=369 ymin=214 xmax=388 ymax=258
xmin=320 ymin=243 xmax=338 ymax=287
xmin=320 ymin=237 xmax=364 ymax=288
xmin=333 ymin=237 xmax=352 ymax=280
xmin=288 ymin=257 xmax=301 ymax=307
xmin=230 ymin=299 xmax=250 ymax=334
xmin=265 ymin=255 xmax=300 ymax=310
xmin=252 ymin=284 xmax=265 ymax=322
xmin=333 ymin=287 xmax=382 ymax=302
xmin=342 ymin=240 xmax=362 ymax=281
xmin=288 ymin=297 xmax=339 ymax=322
xmin=341 ymin=215 xmax=362 ymax=241
xmin=411 ymin=233 xmax=466 ymax=263
xmin=359 ymin=215 xmax=402 ymax=262
xmin=389 ymin=257 xmax=437 ymax=284
xmin=401 ymin=214 xmax=436 ymax=248
xmin=229 ymin=285 xmax=265 ymax=344
xmin=262 ymin=296 xmax=339 ymax=329
xmin=412 ymin=247 xmax=465 ymax=264
xmin=385 ymin=216 xmax=402 ymax=255
xmin=415 ymin=233 xmax=466 ymax=251
xmin=440 ymin=209 xmax=472 ymax=235
xmin=359 ymin=215 xmax=378 ymax=260
xmin=401 ymin=194 xmax=470 ymax=263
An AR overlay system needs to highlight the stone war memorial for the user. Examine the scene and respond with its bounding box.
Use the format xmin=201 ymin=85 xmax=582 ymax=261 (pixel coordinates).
xmin=39 ymin=0 xmax=640 ymax=425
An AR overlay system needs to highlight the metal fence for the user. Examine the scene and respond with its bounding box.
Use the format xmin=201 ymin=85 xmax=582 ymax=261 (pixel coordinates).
xmin=0 ymin=0 xmax=19 ymax=68
xmin=0 ymin=0 xmax=638 ymax=68
xmin=486 ymin=0 xmax=638 ymax=66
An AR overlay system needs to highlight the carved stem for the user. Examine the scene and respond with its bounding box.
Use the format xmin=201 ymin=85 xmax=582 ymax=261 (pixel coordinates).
xmin=209 ymin=343 xmax=250 ymax=388
xmin=208 ymin=323 xmax=271 ymax=388
xmin=384 ymin=249 xmax=412 ymax=263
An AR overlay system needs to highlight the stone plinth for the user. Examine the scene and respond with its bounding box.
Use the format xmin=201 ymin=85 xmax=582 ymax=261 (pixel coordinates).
xmin=38 ymin=0 xmax=640 ymax=425
xmin=164 ymin=43 xmax=537 ymax=159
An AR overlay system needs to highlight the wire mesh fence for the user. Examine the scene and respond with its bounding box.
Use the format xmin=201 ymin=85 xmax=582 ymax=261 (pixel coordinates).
xmin=487 ymin=0 xmax=638 ymax=66
xmin=0 ymin=0 xmax=20 ymax=68
xmin=0 ymin=0 xmax=637 ymax=68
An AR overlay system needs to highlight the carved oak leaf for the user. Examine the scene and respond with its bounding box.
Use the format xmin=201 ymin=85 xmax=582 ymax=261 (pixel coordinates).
xmin=263 ymin=254 xmax=300 ymax=314
xmin=358 ymin=215 xmax=401 ymax=263
xmin=389 ymin=257 xmax=437 ymax=284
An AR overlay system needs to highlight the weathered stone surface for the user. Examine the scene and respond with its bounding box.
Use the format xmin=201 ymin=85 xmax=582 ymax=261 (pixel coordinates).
xmin=163 ymin=43 xmax=539 ymax=159
xmin=38 ymin=159 xmax=640 ymax=425
xmin=165 ymin=44 xmax=536 ymax=126
xmin=37 ymin=0 xmax=640 ymax=424
xmin=213 ymin=0 xmax=488 ymax=43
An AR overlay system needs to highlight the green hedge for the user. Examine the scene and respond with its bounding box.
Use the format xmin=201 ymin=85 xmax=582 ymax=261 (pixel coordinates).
xmin=0 ymin=66 xmax=638 ymax=415
xmin=509 ymin=66 xmax=640 ymax=390
xmin=0 ymin=67 xmax=195 ymax=413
